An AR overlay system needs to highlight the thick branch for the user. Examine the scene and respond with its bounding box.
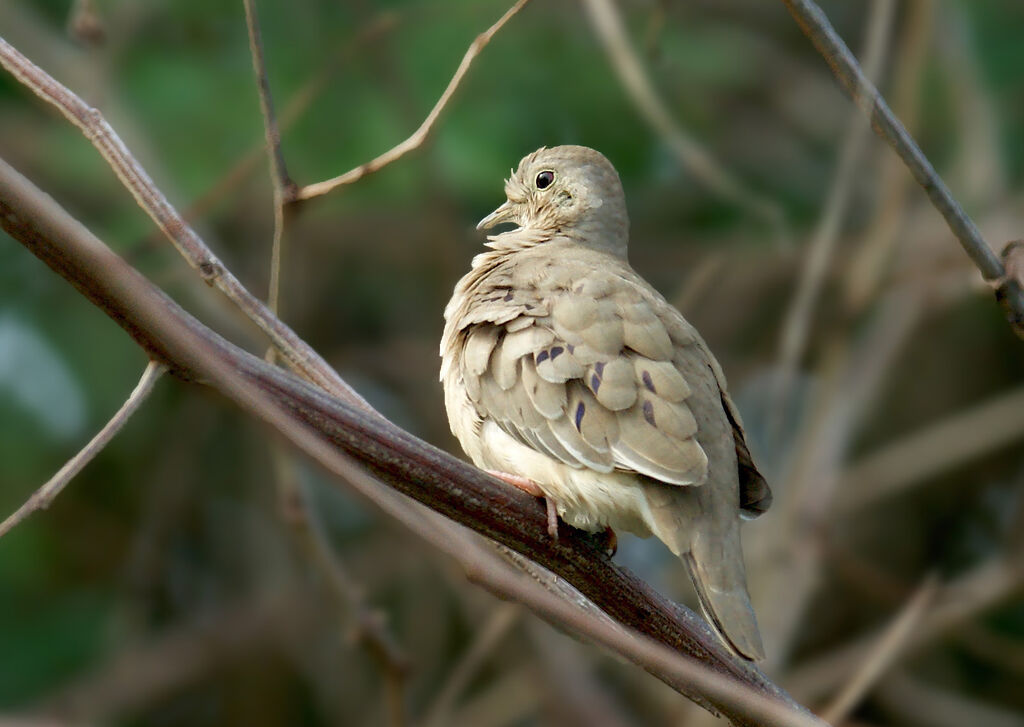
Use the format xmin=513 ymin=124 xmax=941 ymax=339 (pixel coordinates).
xmin=0 ymin=157 xmax=822 ymax=727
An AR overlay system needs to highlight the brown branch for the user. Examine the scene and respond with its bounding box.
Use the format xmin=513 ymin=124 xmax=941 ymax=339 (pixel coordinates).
xmin=835 ymin=384 xmax=1024 ymax=513
xmin=423 ymin=603 xmax=520 ymax=727
xmin=0 ymin=35 xmax=368 ymax=406
xmin=241 ymin=4 xmax=409 ymax=707
xmin=0 ymin=360 xmax=165 ymax=539
xmin=242 ymin=0 xmax=295 ymax=317
xmin=0 ymin=155 xmax=823 ymax=727
xmin=779 ymin=0 xmax=1024 ymax=334
xmin=819 ymin=575 xmax=938 ymax=724
xmin=294 ymin=0 xmax=532 ymax=200
xmin=786 ymin=555 xmax=1023 ymax=703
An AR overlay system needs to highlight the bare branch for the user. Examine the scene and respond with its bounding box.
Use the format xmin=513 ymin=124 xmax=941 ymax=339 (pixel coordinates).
xmin=240 ymin=5 xmax=410 ymax=709
xmin=819 ymin=575 xmax=938 ymax=724
xmin=242 ymin=0 xmax=295 ymax=318
xmin=294 ymin=0 xmax=532 ymax=200
xmin=0 ymin=359 xmax=165 ymax=539
xmin=423 ymin=604 xmax=520 ymax=727
xmin=581 ymin=0 xmax=788 ymax=245
xmin=836 ymin=384 xmax=1024 ymax=513
xmin=787 ymin=556 xmax=1023 ymax=703
xmin=779 ymin=0 xmax=1024 ymax=331
xmin=0 ymin=36 xmax=368 ymax=406
xmin=773 ymin=0 xmax=896 ymax=418
xmin=0 ymin=155 xmax=823 ymax=727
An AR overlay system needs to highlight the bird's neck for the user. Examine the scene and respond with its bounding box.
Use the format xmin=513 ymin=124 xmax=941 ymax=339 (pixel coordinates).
xmin=483 ymin=225 xmax=628 ymax=260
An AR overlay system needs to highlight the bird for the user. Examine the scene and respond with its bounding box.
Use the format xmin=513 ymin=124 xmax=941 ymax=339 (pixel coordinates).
xmin=440 ymin=145 xmax=771 ymax=660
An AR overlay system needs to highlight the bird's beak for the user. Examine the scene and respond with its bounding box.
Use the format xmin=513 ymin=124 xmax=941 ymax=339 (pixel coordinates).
xmin=476 ymin=200 xmax=516 ymax=231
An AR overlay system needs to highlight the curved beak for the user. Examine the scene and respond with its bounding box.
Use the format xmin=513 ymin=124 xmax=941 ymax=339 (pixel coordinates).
xmin=476 ymin=200 xmax=516 ymax=231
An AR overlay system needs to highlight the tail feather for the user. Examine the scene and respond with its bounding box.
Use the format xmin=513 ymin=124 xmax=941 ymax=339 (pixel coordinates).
xmin=643 ymin=481 xmax=765 ymax=660
xmin=682 ymin=550 xmax=765 ymax=661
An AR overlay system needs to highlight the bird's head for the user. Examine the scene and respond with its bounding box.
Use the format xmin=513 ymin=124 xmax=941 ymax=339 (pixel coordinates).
xmin=477 ymin=145 xmax=629 ymax=257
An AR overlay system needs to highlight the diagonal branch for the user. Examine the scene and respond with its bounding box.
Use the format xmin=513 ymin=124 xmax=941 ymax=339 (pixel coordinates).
xmin=778 ymin=0 xmax=1024 ymax=333
xmin=0 ymin=155 xmax=824 ymax=727
xmin=582 ymin=0 xmax=788 ymax=245
xmin=294 ymin=0 xmax=532 ymax=200
xmin=0 ymin=359 xmax=165 ymax=539
xmin=0 ymin=35 xmax=367 ymax=406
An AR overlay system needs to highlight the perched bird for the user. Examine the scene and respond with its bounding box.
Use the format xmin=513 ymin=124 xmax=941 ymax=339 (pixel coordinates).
xmin=440 ymin=145 xmax=771 ymax=660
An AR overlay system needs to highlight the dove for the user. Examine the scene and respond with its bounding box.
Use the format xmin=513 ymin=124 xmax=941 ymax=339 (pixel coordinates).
xmin=440 ymin=145 xmax=771 ymax=660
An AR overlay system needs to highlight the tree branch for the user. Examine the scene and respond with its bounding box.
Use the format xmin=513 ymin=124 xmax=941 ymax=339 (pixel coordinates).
xmin=0 ymin=155 xmax=823 ymax=727
xmin=778 ymin=0 xmax=1024 ymax=334
xmin=0 ymin=35 xmax=368 ymax=405
xmin=294 ymin=0 xmax=532 ymax=200
xmin=0 ymin=360 xmax=165 ymax=539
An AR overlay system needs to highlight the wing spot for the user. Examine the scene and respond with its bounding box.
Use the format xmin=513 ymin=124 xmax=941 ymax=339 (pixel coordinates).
xmin=593 ymin=361 xmax=606 ymax=377
xmin=641 ymin=370 xmax=656 ymax=393
xmin=503 ymin=289 xmax=514 ymax=301
xmin=574 ymin=401 xmax=585 ymax=431
xmin=590 ymin=374 xmax=601 ymax=392
xmin=550 ymin=346 xmax=564 ymax=360
xmin=642 ymin=399 xmax=656 ymax=427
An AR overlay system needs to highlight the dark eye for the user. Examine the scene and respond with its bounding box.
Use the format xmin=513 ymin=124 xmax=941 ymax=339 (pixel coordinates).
xmin=535 ymin=170 xmax=555 ymax=190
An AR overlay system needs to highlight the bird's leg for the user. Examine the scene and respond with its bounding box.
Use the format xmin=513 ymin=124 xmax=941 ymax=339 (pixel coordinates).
xmin=486 ymin=470 xmax=560 ymax=539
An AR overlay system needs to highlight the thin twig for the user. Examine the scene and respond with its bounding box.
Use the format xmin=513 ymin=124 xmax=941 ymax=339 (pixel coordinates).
xmin=779 ymin=0 xmax=1024 ymax=329
xmin=299 ymin=475 xmax=410 ymax=726
xmin=786 ymin=555 xmax=1023 ymax=703
xmin=819 ymin=575 xmax=938 ymax=725
xmin=242 ymin=0 xmax=295 ymax=319
xmin=836 ymin=384 xmax=1024 ymax=513
xmin=0 ymin=360 xmax=165 ymax=539
xmin=241 ymin=6 xmax=409 ymax=711
xmin=0 ymin=36 xmax=368 ymax=408
xmin=874 ymin=670 xmax=1024 ymax=727
xmin=772 ymin=0 xmax=896 ymax=422
xmin=842 ymin=0 xmax=932 ymax=314
xmin=131 ymin=11 xmax=400 ymax=254
xmin=294 ymin=0 xmax=532 ymax=200
xmin=423 ymin=603 xmax=520 ymax=727
xmin=582 ymin=0 xmax=789 ymax=246
xmin=0 ymin=156 xmax=822 ymax=726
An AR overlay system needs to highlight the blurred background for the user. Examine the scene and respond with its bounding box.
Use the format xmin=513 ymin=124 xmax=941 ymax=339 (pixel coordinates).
xmin=1 ymin=0 xmax=1023 ymax=725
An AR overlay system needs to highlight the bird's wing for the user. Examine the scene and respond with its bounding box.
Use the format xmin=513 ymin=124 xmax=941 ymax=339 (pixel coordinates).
xmin=460 ymin=259 xmax=710 ymax=486
xmin=705 ymin=355 xmax=773 ymax=517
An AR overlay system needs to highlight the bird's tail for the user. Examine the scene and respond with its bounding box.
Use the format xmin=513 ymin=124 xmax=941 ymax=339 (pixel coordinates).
xmin=644 ymin=483 xmax=765 ymax=661
xmin=681 ymin=545 xmax=765 ymax=661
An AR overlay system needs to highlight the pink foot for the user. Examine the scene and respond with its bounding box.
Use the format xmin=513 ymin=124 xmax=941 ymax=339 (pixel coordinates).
xmin=486 ymin=470 xmax=560 ymax=539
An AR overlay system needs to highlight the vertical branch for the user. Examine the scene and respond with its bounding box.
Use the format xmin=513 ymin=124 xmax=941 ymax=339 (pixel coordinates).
xmin=242 ymin=0 xmax=296 ymax=317
xmin=240 ymin=4 xmax=410 ymax=721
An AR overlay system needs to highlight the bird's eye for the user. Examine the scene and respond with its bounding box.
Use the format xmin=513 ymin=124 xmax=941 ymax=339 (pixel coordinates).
xmin=535 ymin=171 xmax=555 ymax=190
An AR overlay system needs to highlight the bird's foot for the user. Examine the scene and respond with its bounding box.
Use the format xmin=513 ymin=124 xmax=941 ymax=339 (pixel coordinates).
xmin=486 ymin=470 xmax=560 ymax=539
xmin=600 ymin=526 xmax=618 ymax=557
xmin=582 ymin=526 xmax=617 ymax=557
